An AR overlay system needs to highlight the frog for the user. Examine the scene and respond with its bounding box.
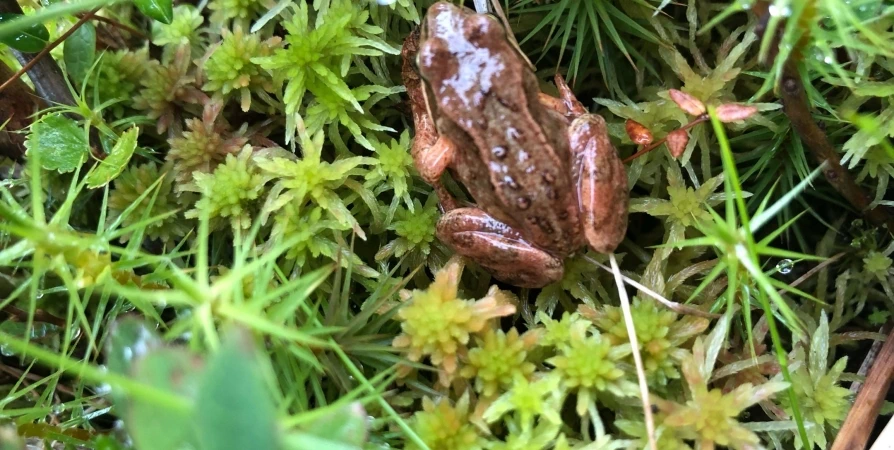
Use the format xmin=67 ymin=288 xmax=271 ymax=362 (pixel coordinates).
xmin=403 ymin=1 xmax=628 ymax=288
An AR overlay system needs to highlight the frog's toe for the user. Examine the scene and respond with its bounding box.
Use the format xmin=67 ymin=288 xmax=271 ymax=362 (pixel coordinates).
xmin=436 ymin=208 xmax=564 ymax=288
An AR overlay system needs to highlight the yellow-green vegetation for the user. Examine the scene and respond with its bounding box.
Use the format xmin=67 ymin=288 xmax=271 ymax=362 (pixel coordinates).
xmin=1 ymin=0 xmax=892 ymax=449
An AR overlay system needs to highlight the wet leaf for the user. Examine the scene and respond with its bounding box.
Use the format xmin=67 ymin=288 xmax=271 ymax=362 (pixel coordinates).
xmin=668 ymin=89 xmax=706 ymax=116
xmin=134 ymin=0 xmax=173 ymax=24
xmin=105 ymin=318 xmax=164 ymax=406
xmin=666 ymin=129 xmax=690 ymax=159
xmin=301 ymin=403 xmax=368 ymax=446
xmin=716 ymin=104 xmax=758 ymax=123
xmin=127 ymin=348 xmax=202 ymax=450
xmin=0 ymin=13 xmax=49 ymax=53
xmin=63 ymin=21 xmax=95 ymax=86
xmin=195 ymin=328 xmax=279 ymax=450
xmin=86 ymin=127 xmax=138 ymax=188
xmin=625 ymin=119 xmax=653 ymax=145
xmin=24 ymin=113 xmax=89 ymax=173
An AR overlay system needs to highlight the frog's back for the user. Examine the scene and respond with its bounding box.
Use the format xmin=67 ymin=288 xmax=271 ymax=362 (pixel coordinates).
xmin=419 ymin=3 xmax=582 ymax=255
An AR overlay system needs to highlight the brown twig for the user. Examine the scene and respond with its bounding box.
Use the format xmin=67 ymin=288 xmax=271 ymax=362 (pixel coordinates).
xmin=0 ymin=7 xmax=100 ymax=95
xmin=777 ymin=61 xmax=894 ymax=232
xmin=850 ymin=325 xmax=888 ymax=394
xmin=79 ymin=12 xmax=148 ymax=40
xmin=783 ymin=252 xmax=845 ymax=291
xmin=1 ymin=305 xmax=67 ymax=327
xmin=752 ymin=1 xmax=894 ymax=233
xmin=831 ymin=323 xmax=894 ymax=450
xmin=0 ymin=60 xmax=41 ymax=160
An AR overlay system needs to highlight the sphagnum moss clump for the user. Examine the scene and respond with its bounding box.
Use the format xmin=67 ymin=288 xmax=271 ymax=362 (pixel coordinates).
xmin=202 ymin=26 xmax=280 ymax=112
xmin=2 ymin=0 xmax=884 ymax=449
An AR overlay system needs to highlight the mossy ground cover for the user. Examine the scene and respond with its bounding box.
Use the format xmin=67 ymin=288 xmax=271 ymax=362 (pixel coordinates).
xmin=0 ymin=0 xmax=892 ymax=449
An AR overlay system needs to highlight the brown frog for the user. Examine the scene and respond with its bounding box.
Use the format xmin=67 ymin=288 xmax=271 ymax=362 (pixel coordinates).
xmin=404 ymin=1 xmax=628 ymax=288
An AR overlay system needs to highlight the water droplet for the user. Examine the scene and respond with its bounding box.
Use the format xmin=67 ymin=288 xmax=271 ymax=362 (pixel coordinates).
xmin=776 ymin=259 xmax=794 ymax=275
xmin=95 ymin=383 xmax=112 ymax=395
xmin=768 ymin=4 xmax=791 ymax=16
xmin=51 ymin=404 xmax=64 ymax=415
xmin=0 ymin=344 xmax=13 ymax=357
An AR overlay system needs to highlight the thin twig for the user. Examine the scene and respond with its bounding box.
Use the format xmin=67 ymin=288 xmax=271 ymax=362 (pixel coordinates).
xmin=782 ymin=252 xmax=845 ymax=292
xmin=0 ymin=7 xmax=99 ymax=94
xmin=585 ymin=255 xmax=721 ymax=318
xmin=850 ymin=324 xmax=888 ymax=394
xmin=79 ymin=12 xmax=148 ymax=40
xmin=751 ymin=1 xmax=894 ymax=232
xmin=0 ymin=363 xmax=77 ymax=397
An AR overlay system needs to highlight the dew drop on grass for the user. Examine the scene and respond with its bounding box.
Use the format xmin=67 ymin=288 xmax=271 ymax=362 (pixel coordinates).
xmin=0 ymin=344 xmax=13 ymax=357
xmin=51 ymin=404 xmax=64 ymax=415
xmin=776 ymin=259 xmax=794 ymax=275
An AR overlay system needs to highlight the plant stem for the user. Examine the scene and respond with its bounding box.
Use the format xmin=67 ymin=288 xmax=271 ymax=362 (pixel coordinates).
xmin=0 ymin=7 xmax=100 ymax=95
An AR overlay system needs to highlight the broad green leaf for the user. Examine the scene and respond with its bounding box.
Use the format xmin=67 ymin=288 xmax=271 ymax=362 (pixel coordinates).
xmin=127 ymin=347 xmax=202 ymax=450
xmin=86 ymin=127 xmax=138 ymax=188
xmin=134 ymin=0 xmax=173 ymax=24
xmin=0 ymin=0 xmax=107 ymax=41
xmin=0 ymin=13 xmax=49 ymax=53
xmin=195 ymin=328 xmax=279 ymax=450
xmin=63 ymin=21 xmax=95 ymax=86
xmin=24 ymin=114 xmax=89 ymax=173
xmin=301 ymin=403 xmax=368 ymax=447
xmin=282 ymin=432 xmax=361 ymax=450
xmin=105 ymin=318 xmax=164 ymax=406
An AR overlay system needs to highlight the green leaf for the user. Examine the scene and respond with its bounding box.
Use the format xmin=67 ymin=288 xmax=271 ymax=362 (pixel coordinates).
xmin=0 ymin=0 xmax=108 ymax=42
xmin=0 ymin=13 xmax=49 ymax=53
xmin=127 ymin=347 xmax=202 ymax=450
xmin=195 ymin=328 xmax=279 ymax=450
xmin=300 ymin=403 xmax=368 ymax=447
xmin=283 ymin=432 xmax=361 ymax=450
xmin=134 ymin=0 xmax=173 ymax=24
xmin=105 ymin=318 xmax=164 ymax=406
xmin=106 ymin=318 xmax=201 ymax=450
xmin=86 ymin=127 xmax=138 ymax=188
xmin=24 ymin=114 xmax=89 ymax=173
xmin=63 ymin=21 xmax=95 ymax=86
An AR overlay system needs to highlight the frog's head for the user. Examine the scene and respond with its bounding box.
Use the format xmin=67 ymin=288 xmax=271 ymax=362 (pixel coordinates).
xmin=417 ymin=2 xmax=517 ymax=79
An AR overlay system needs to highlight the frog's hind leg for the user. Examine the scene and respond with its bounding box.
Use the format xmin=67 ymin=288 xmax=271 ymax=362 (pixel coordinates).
xmin=437 ymin=207 xmax=564 ymax=288
xmin=569 ymin=114 xmax=629 ymax=254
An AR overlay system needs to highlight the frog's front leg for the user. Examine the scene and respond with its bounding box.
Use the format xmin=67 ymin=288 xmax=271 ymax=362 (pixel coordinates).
xmin=437 ymin=208 xmax=564 ymax=288
xmin=568 ymin=113 xmax=629 ymax=253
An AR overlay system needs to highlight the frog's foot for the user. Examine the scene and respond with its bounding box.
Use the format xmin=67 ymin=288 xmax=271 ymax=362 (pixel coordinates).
xmin=569 ymin=114 xmax=629 ymax=253
xmin=436 ymin=207 xmax=564 ymax=288
xmin=413 ymin=136 xmax=455 ymax=186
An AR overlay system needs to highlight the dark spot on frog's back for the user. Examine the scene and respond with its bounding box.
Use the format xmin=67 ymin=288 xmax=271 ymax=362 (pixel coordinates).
xmin=516 ymin=197 xmax=531 ymax=210
xmin=504 ymin=176 xmax=519 ymax=189
xmin=542 ymin=171 xmax=556 ymax=184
